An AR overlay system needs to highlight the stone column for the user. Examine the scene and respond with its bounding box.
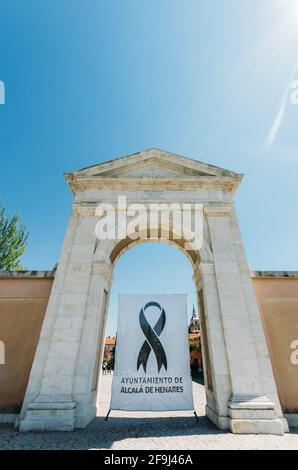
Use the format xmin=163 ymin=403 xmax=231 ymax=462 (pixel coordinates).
xmin=72 ymin=262 xmax=113 ymax=428
xmin=205 ymin=204 xmax=284 ymax=435
xmin=194 ymin=263 xmax=232 ymax=430
xmin=18 ymin=208 xmax=79 ymax=427
xmin=19 ymin=206 xmax=98 ymax=431
xmin=229 ymin=208 xmax=288 ymax=432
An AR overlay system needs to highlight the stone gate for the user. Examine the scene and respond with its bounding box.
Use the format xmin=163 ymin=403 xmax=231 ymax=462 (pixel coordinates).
xmin=18 ymin=149 xmax=288 ymax=434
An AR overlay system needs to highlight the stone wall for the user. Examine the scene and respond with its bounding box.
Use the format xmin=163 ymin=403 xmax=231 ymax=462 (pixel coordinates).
xmin=0 ymin=271 xmax=297 ymax=418
xmin=0 ymin=272 xmax=54 ymax=416
xmin=252 ymin=272 xmax=298 ymax=414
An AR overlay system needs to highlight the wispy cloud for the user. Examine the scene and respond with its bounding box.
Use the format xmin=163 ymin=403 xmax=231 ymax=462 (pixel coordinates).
xmin=266 ymin=59 xmax=298 ymax=149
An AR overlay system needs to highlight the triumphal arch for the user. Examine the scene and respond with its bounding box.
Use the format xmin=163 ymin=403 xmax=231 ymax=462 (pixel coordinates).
xmin=18 ymin=149 xmax=288 ymax=434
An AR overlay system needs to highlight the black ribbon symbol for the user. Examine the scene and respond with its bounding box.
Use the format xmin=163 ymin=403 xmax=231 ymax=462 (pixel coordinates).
xmin=137 ymin=301 xmax=167 ymax=373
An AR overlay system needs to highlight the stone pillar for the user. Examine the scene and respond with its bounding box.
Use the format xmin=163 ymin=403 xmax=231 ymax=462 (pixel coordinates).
xmin=229 ymin=208 xmax=288 ymax=432
xmin=204 ymin=204 xmax=284 ymax=435
xmin=19 ymin=207 xmax=98 ymax=431
xmin=72 ymin=262 xmax=113 ymax=428
xmin=17 ymin=208 xmax=79 ymax=428
xmin=195 ymin=262 xmax=232 ymax=430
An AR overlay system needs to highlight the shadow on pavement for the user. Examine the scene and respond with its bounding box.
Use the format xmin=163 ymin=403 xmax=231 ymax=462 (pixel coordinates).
xmin=0 ymin=413 xmax=223 ymax=450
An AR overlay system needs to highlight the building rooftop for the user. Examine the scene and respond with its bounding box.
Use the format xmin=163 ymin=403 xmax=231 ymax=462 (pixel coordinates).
xmin=252 ymin=271 xmax=298 ymax=278
xmin=105 ymin=336 xmax=116 ymax=346
xmin=0 ymin=270 xmax=55 ymax=278
xmin=1 ymin=270 xmax=298 ymax=279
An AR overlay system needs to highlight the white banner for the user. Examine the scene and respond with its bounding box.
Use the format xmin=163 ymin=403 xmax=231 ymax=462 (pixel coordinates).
xmin=111 ymin=294 xmax=194 ymax=411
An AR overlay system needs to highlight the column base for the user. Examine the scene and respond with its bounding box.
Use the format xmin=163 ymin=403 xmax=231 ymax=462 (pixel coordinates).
xmin=228 ymin=395 xmax=284 ymax=435
xmin=75 ymin=405 xmax=97 ymax=428
xmin=19 ymin=395 xmax=76 ymax=432
xmin=206 ymin=405 xmax=229 ymax=430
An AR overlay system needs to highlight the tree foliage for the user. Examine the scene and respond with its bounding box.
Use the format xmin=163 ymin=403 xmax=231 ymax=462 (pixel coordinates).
xmin=0 ymin=204 xmax=28 ymax=271
xmin=189 ymin=338 xmax=200 ymax=352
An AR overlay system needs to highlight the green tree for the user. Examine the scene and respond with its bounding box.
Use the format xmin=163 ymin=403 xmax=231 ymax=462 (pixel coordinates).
xmin=189 ymin=340 xmax=198 ymax=352
xmin=0 ymin=204 xmax=28 ymax=271
xmin=189 ymin=337 xmax=201 ymax=353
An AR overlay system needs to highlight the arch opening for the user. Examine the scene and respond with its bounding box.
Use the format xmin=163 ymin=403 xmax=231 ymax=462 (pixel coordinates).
xmin=93 ymin=239 xmax=212 ymax=423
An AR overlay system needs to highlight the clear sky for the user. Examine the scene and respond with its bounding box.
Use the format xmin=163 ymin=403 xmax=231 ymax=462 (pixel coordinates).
xmin=0 ymin=1 xmax=297 ymax=335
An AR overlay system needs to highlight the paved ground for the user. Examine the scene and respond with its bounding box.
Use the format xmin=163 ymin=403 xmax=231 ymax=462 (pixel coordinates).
xmin=0 ymin=374 xmax=298 ymax=450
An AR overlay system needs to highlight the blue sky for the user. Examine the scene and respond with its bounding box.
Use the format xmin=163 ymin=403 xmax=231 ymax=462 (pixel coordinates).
xmin=0 ymin=1 xmax=297 ymax=335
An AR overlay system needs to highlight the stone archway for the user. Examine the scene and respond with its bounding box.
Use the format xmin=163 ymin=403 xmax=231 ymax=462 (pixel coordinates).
xmin=18 ymin=149 xmax=288 ymax=434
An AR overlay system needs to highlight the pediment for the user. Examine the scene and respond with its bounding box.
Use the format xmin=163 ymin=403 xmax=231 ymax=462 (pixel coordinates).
xmin=65 ymin=148 xmax=243 ymax=194
xmin=71 ymin=148 xmax=239 ymax=179
xmin=91 ymin=157 xmax=214 ymax=179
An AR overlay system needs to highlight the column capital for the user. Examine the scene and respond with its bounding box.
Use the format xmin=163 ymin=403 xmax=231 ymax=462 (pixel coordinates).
xmin=199 ymin=262 xmax=216 ymax=275
xmin=192 ymin=262 xmax=202 ymax=285
xmin=204 ymin=203 xmax=232 ymax=217
xmin=74 ymin=203 xmax=97 ymax=217
xmin=92 ymin=262 xmax=114 ymax=284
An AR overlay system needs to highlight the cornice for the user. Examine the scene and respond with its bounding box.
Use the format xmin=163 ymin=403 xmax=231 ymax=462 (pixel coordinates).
xmin=65 ymin=175 xmax=242 ymax=195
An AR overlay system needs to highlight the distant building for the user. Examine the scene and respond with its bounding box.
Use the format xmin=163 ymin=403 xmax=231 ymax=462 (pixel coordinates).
xmin=189 ymin=305 xmax=200 ymax=333
xmin=188 ymin=306 xmax=202 ymax=372
xmin=104 ymin=336 xmax=116 ymax=360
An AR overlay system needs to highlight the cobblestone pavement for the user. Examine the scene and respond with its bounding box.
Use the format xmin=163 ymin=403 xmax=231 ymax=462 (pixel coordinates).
xmin=0 ymin=374 xmax=297 ymax=450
